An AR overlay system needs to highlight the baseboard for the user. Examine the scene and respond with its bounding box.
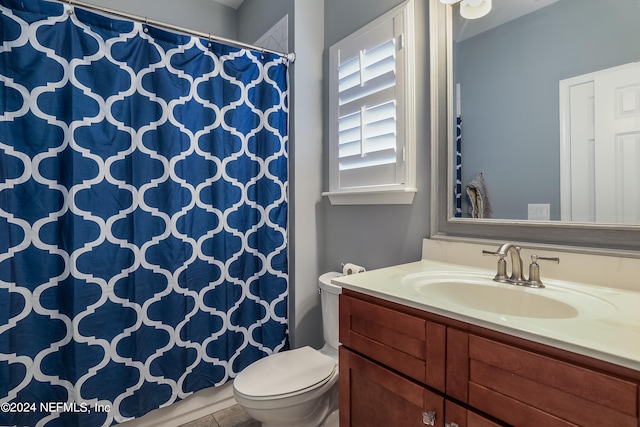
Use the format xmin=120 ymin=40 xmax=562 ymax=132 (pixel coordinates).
xmin=119 ymin=381 xmax=236 ymax=427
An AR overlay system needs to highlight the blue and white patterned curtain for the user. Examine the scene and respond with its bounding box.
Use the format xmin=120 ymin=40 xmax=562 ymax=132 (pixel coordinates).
xmin=0 ymin=1 xmax=289 ymax=426
xmin=454 ymin=115 xmax=462 ymax=217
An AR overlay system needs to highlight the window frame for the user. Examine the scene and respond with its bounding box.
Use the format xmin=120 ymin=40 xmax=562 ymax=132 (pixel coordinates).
xmin=324 ymin=0 xmax=416 ymax=205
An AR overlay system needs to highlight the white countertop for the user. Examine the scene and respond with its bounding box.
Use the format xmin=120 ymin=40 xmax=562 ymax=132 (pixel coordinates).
xmin=334 ymin=258 xmax=640 ymax=372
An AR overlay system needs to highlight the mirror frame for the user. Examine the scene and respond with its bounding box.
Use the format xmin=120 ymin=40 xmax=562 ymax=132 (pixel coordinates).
xmin=428 ymin=0 xmax=640 ymax=257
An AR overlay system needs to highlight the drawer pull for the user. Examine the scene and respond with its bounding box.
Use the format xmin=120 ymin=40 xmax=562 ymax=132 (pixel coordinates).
xmin=422 ymin=410 xmax=437 ymax=425
xmin=446 ymin=423 xmax=460 ymax=427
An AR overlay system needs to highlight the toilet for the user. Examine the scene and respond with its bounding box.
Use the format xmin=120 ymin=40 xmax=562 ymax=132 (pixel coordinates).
xmin=233 ymin=272 xmax=343 ymax=427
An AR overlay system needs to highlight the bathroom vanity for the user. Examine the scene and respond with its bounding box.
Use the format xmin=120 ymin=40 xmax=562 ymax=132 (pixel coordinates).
xmin=335 ymin=241 xmax=640 ymax=426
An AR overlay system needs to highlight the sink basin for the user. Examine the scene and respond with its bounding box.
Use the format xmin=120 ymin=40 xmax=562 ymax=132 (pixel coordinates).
xmin=401 ymin=272 xmax=616 ymax=319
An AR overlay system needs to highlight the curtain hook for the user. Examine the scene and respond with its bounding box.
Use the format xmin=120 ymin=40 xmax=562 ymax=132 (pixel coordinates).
xmin=208 ymin=34 xmax=212 ymax=48
xmin=143 ymin=17 xmax=149 ymax=33
xmin=67 ymin=0 xmax=74 ymax=15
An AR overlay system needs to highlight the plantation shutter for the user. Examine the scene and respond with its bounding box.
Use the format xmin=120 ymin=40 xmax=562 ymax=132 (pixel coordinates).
xmin=334 ymin=13 xmax=405 ymax=189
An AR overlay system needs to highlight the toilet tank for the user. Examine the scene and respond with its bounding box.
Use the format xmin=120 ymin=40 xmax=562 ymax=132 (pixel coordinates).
xmin=318 ymin=272 xmax=343 ymax=354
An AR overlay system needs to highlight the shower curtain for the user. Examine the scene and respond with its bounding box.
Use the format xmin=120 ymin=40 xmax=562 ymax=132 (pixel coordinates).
xmin=0 ymin=1 xmax=289 ymax=426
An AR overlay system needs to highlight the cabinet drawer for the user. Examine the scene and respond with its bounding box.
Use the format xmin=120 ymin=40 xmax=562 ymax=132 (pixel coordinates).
xmin=340 ymin=347 xmax=444 ymax=427
xmin=467 ymin=335 xmax=638 ymax=427
xmin=340 ymin=293 xmax=446 ymax=390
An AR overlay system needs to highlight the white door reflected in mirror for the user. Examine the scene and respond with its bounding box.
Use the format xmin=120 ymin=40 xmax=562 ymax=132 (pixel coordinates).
xmin=560 ymin=62 xmax=640 ymax=224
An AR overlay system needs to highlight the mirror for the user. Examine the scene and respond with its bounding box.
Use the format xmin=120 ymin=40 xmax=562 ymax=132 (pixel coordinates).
xmin=452 ymin=0 xmax=640 ymax=222
xmin=429 ymin=0 xmax=640 ymax=253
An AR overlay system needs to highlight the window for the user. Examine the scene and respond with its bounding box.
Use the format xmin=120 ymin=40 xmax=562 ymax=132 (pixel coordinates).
xmin=324 ymin=0 xmax=416 ymax=205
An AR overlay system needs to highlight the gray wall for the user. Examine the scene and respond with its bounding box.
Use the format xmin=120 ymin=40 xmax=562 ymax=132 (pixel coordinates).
xmin=238 ymin=0 xmax=294 ymax=48
xmin=79 ymin=0 xmax=237 ymax=39
xmin=321 ymin=0 xmax=432 ymax=272
xmin=455 ymin=0 xmax=640 ymax=220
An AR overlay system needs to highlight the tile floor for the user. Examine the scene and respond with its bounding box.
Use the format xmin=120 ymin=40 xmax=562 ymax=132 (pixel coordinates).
xmin=178 ymin=404 xmax=259 ymax=427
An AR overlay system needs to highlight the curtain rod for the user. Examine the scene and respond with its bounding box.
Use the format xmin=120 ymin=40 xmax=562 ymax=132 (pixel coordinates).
xmin=50 ymin=0 xmax=296 ymax=62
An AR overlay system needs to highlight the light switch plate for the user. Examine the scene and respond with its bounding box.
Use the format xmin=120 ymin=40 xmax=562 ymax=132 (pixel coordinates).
xmin=528 ymin=204 xmax=550 ymax=221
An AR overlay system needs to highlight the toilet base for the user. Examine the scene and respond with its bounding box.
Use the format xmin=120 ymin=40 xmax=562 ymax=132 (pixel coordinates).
xmin=239 ymin=381 xmax=338 ymax=427
xmin=321 ymin=410 xmax=339 ymax=427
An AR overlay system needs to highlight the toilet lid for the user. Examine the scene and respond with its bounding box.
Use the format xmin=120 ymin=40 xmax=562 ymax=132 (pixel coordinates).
xmin=234 ymin=346 xmax=337 ymax=398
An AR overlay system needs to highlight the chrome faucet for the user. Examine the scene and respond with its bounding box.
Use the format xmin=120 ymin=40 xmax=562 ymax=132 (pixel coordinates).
xmin=483 ymin=243 xmax=524 ymax=283
xmin=483 ymin=243 xmax=559 ymax=288
xmin=496 ymin=243 xmax=524 ymax=283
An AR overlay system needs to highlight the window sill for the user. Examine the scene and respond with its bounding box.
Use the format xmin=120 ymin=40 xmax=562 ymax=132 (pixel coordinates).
xmin=322 ymin=188 xmax=417 ymax=205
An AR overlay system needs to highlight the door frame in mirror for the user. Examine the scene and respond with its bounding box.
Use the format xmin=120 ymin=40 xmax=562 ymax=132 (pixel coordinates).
xmin=428 ymin=0 xmax=640 ymax=257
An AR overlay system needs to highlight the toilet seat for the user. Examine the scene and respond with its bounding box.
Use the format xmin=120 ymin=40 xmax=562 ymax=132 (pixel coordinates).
xmin=234 ymin=346 xmax=337 ymax=400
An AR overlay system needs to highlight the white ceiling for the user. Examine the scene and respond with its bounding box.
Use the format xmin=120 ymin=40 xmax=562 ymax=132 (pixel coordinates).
xmin=211 ymin=0 xmax=245 ymax=9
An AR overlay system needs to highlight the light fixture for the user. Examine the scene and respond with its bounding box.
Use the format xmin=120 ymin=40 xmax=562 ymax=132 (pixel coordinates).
xmin=439 ymin=0 xmax=492 ymax=19
xmin=460 ymin=0 xmax=492 ymax=19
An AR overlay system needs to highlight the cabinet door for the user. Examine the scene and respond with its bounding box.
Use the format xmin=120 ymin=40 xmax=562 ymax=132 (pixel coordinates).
xmin=340 ymin=347 xmax=444 ymax=427
xmin=340 ymin=292 xmax=446 ymax=390
xmin=445 ymin=400 xmax=502 ymax=427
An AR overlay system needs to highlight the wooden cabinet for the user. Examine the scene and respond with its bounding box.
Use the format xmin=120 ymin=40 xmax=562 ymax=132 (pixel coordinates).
xmin=339 ymin=289 xmax=640 ymax=427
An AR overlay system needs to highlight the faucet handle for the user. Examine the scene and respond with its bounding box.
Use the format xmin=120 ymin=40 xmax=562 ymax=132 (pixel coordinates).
xmin=532 ymin=254 xmax=560 ymax=264
xmin=482 ymin=250 xmax=508 ymax=282
xmin=482 ymin=249 xmax=502 ymax=256
xmin=526 ymin=254 xmax=560 ymax=287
